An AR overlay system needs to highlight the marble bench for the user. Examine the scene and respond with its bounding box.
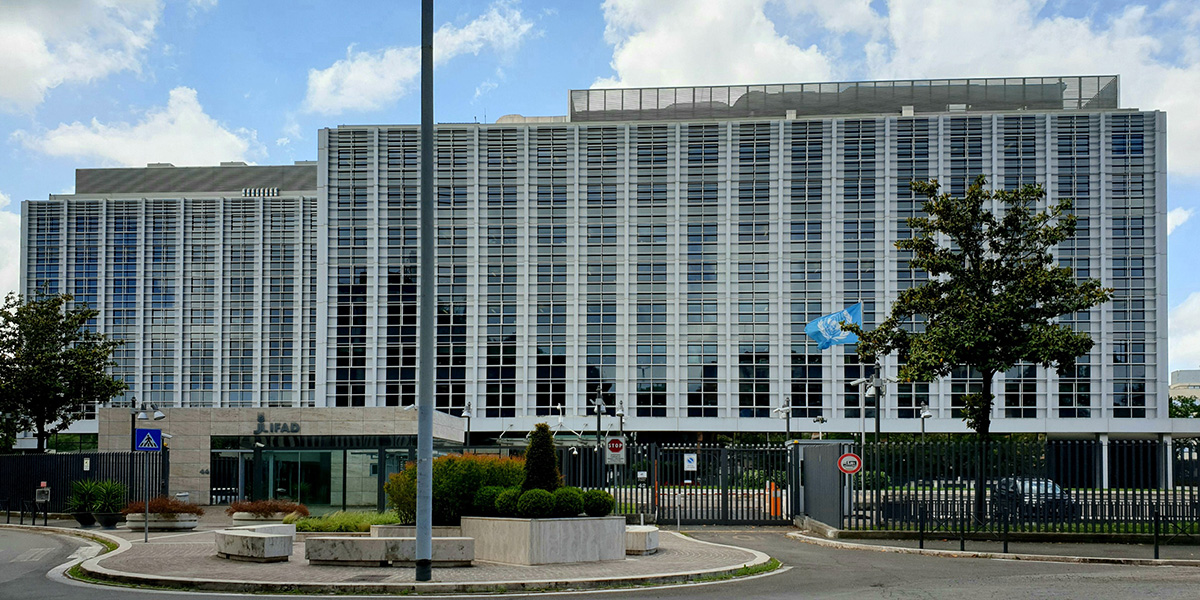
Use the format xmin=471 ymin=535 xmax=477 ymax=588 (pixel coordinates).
xmin=305 ymin=536 xmax=474 ymax=567
xmin=215 ymin=524 xmax=296 ymax=563
xmin=625 ymin=525 xmax=659 ymax=555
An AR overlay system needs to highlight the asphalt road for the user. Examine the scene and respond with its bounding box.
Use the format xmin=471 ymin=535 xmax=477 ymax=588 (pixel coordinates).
xmin=3 ymin=527 xmax=1200 ymax=599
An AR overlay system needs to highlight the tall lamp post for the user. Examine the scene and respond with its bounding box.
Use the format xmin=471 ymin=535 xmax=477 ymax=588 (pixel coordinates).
xmin=919 ymin=403 xmax=932 ymax=444
xmin=615 ymin=401 xmax=626 ymax=440
xmin=812 ymin=415 xmax=827 ymax=440
xmin=128 ymin=397 xmax=165 ymax=451
xmin=590 ymin=385 xmax=604 ymax=488
xmin=460 ymin=401 xmax=472 ymax=450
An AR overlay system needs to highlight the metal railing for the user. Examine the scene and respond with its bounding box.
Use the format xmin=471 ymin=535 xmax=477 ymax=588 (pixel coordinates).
xmin=0 ymin=450 xmax=168 ymax=513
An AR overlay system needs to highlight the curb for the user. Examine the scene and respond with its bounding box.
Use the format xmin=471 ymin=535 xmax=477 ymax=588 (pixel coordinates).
xmin=64 ymin=529 xmax=773 ymax=594
xmin=786 ymin=531 xmax=1200 ymax=568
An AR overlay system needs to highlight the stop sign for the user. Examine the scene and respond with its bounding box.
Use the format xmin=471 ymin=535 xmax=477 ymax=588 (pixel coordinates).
xmin=608 ymin=438 xmax=624 ymax=453
xmin=605 ymin=436 xmax=627 ymax=465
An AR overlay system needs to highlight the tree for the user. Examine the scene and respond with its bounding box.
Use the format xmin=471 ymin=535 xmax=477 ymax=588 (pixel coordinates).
xmin=0 ymin=293 xmax=126 ymax=452
xmin=522 ymin=423 xmax=561 ymax=492
xmin=848 ymin=176 xmax=1111 ymax=435
xmin=1171 ymin=396 xmax=1200 ymax=419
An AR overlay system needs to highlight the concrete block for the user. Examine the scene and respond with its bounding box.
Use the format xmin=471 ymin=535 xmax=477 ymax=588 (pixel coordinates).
xmin=370 ymin=525 xmax=462 ymax=538
xmin=215 ymin=528 xmax=294 ymax=563
xmin=460 ymin=516 xmax=625 ymax=565
xmin=625 ymin=525 xmax=659 ymax=555
xmin=305 ymin=536 xmax=473 ymax=567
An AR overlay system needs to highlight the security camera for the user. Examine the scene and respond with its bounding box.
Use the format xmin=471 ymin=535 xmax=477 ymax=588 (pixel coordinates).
xmin=850 ymin=377 xmax=870 ymax=386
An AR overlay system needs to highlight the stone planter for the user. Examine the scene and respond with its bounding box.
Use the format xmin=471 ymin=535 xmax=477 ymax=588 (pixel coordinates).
xmin=460 ymin=516 xmax=625 ymax=565
xmin=72 ymin=512 xmax=97 ymax=528
xmin=124 ymin=513 xmax=200 ymax=531
xmin=370 ymin=525 xmax=462 ymax=538
xmin=231 ymin=512 xmax=288 ymax=526
xmin=93 ymin=512 xmax=124 ymax=529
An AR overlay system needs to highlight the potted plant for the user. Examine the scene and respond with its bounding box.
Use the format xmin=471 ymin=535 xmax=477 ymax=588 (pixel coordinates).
xmin=90 ymin=480 xmax=127 ymax=529
xmin=225 ymin=499 xmax=309 ymax=525
xmin=123 ymin=496 xmax=205 ymax=531
xmin=65 ymin=480 xmax=100 ymax=528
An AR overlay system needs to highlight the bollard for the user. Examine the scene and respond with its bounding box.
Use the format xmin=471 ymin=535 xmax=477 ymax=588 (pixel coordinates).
xmin=1153 ymin=508 xmax=1160 ymax=560
xmin=959 ymin=502 xmax=966 ymax=552
xmin=918 ymin=504 xmax=925 ymax=550
xmin=1002 ymin=510 xmax=1009 ymax=554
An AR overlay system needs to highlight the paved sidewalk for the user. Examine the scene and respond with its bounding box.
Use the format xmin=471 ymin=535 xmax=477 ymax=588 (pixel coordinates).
xmin=6 ymin=513 xmax=771 ymax=594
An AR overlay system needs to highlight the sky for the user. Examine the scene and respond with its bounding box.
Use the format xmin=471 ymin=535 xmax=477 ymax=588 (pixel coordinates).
xmin=0 ymin=0 xmax=1198 ymax=371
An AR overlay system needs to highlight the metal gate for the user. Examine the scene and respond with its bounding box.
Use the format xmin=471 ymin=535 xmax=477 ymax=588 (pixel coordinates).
xmin=802 ymin=443 xmax=846 ymax=527
xmin=209 ymin=451 xmax=251 ymax=504
xmin=562 ymin=443 xmax=793 ymax=526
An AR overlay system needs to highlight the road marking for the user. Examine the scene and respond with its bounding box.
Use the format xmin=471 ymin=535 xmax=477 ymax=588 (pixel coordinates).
xmin=12 ymin=547 xmax=54 ymax=562
xmin=67 ymin=546 xmax=100 ymax=561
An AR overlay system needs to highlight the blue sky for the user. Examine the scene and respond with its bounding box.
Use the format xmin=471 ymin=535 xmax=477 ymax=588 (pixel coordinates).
xmin=0 ymin=0 xmax=1197 ymax=369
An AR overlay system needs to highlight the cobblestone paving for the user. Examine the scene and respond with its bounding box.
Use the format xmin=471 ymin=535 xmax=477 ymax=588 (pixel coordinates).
xmin=95 ymin=529 xmax=760 ymax=584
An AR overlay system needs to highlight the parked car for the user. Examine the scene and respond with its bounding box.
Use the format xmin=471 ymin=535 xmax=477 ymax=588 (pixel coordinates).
xmin=991 ymin=477 xmax=1079 ymax=521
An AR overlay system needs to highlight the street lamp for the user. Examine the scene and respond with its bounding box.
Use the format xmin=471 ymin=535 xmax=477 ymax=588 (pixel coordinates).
xmin=590 ymin=385 xmax=605 ymax=488
xmin=128 ymin=397 xmax=165 ymax=451
xmin=919 ymin=403 xmax=933 ymax=444
xmin=615 ymin=401 xmax=626 ymax=440
xmin=460 ymin=401 xmax=472 ymax=450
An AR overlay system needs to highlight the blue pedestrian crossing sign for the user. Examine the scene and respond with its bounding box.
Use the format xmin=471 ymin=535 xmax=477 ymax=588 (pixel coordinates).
xmin=135 ymin=428 xmax=162 ymax=452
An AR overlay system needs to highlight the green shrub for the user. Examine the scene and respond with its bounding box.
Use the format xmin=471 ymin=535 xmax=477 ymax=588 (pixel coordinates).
xmin=740 ymin=469 xmax=787 ymax=489
xmin=65 ymin=480 xmax=100 ymax=513
xmin=290 ymin=511 xmax=403 ymax=532
xmin=582 ymin=489 xmax=615 ymax=517
xmin=522 ymin=423 xmax=561 ymax=492
xmin=517 ymin=489 xmax=555 ymax=519
xmin=473 ymin=486 xmax=505 ymax=517
xmin=551 ymin=487 xmax=583 ymax=518
xmin=854 ymin=470 xmax=891 ymax=490
xmin=384 ymin=453 xmax=525 ymax=525
xmin=90 ymin=480 xmax=127 ymax=513
xmin=495 ymin=487 xmax=521 ymax=517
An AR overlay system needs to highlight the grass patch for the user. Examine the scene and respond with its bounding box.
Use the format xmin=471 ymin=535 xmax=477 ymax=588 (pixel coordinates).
xmin=286 ymin=510 xmax=404 ymax=532
xmin=693 ymin=558 xmax=781 ymax=583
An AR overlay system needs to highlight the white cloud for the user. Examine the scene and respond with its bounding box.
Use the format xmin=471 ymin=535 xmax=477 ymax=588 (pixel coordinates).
xmin=13 ymin=87 xmax=263 ymax=167
xmin=866 ymin=0 xmax=1200 ymax=176
xmin=1171 ymin=292 xmax=1200 ymax=371
xmin=593 ymin=0 xmax=833 ymax=88
xmin=188 ymin=0 xmax=217 ymax=16
xmin=1169 ymin=207 xmax=1194 ymax=235
xmin=303 ymin=1 xmax=534 ymax=115
xmin=0 ymin=192 xmax=21 ymax=298
xmin=0 ymin=0 xmax=160 ymax=112
xmin=275 ymin=137 xmax=290 ymax=147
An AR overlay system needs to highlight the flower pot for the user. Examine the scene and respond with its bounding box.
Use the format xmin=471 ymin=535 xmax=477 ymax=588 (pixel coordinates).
xmin=124 ymin=513 xmax=200 ymax=531
xmin=71 ymin=512 xmax=97 ymax=528
xmin=230 ymin=512 xmax=287 ymax=526
xmin=93 ymin=512 xmax=125 ymax=529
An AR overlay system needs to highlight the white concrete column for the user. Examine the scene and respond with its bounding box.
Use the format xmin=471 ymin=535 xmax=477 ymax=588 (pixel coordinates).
xmin=1099 ymin=433 xmax=1110 ymax=489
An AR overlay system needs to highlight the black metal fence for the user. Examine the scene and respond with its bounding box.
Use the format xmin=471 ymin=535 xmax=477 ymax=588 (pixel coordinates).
xmin=558 ymin=442 xmax=794 ymax=525
xmin=0 ymin=450 xmax=168 ymax=513
xmin=843 ymin=439 xmax=1197 ymax=536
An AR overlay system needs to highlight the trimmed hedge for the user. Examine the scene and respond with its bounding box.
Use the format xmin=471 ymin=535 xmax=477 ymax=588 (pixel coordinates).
xmin=384 ymin=453 xmax=525 ymax=525
xmin=495 ymin=487 xmax=521 ymax=517
xmin=552 ymin=487 xmax=583 ymax=517
xmin=522 ymin=423 xmax=561 ymax=492
xmin=122 ymin=496 xmax=205 ymax=517
xmin=473 ymin=486 xmax=505 ymax=517
xmin=582 ymin=489 xmax=615 ymax=517
xmin=517 ymin=489 xmax=555 ymax=519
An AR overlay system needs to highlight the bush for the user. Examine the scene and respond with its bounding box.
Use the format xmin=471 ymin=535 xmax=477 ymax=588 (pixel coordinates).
xmin=740 ymin=469 xmax=787 ymax=489
xmin=473 ymin=486 xmax=505 ymax=517
xmin=854 ymin=470 xmax=891 ymax=490
xmin=552 ymin=487 xmax=583 ymax=518
xmin=582 ymin=489 xmax=615 ymax=517
xmin=90 ymin=480 xmax=127 ymax=513
xmin=65 ymin=480 xmax=100 ymax=513
xmin=289 ymin=510 xmax=403 ymax=532
xmin=517 ymin=489 xmax=555 ymax=519
xmin=495 ymin=487 xmax=521 ymax=517
xmin=123 ymin=496 xmax=205 ymax=517
xmin=384 ymin=453 xmax=525 ymax=525
xmin=522 ymin=423 xmax=561 ymax=492
xmin=225 ymin=499 xmax=309 ymax=518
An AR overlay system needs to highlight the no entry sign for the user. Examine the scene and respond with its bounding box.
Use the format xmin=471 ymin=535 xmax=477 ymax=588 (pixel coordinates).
xmin=838 ymin=452 xmax=863 ymax=475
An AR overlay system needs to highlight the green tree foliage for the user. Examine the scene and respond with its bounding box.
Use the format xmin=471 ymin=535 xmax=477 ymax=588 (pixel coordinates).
xmin=384 ymin=454 xmax=525 ymax=525
xmin=0 ymin=293 xmax=126 ymax=451
xmin=1171 ymin=396 xmax=1200 ymax=418
xmin=522 ymin=422 xmax=561 ymax=492
xmin=847 ymin=177 xmax=1111 ymax=435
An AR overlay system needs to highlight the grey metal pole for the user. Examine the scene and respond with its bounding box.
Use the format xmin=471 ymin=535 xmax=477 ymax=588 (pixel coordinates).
xmin=415 ymin=0 xmax=435 ymax=582
xmin=144 ymin=451 xmax=150 ymax=543
xmin=873 ymin=365 xmax=882 ymax=526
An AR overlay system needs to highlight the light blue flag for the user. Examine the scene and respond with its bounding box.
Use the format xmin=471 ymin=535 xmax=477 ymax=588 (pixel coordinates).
xmin=804 ymin=303 xmax=863 ymax=350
